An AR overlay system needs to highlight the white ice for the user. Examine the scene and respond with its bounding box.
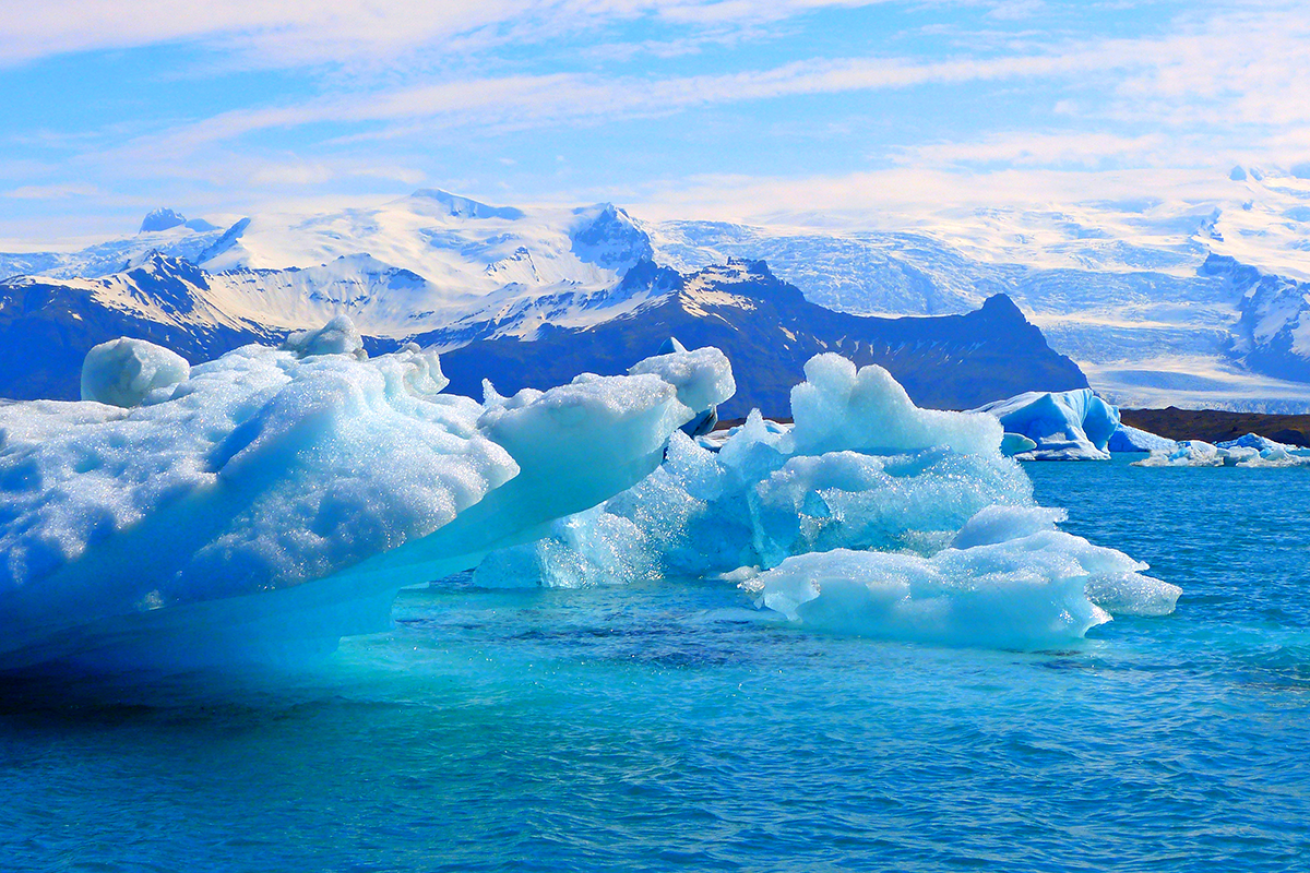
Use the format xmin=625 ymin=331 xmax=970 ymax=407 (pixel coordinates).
xmin=477 ymin=357 xmax=1177 ymax=649
xmin=1216 ymin=432 xmax=1303 ymax=452
xmin=1107 ymin=424 xmax=1177 ymax=453
xmin=1134 ymin=438 xmax=1310 ymax=468
xmin=80 ymin=337 xmax=190 ymax=408
xmin=0 ymin=318 xmax=733 ymax=671
xmin=974 ymin=389 xmax=1120 ymax=461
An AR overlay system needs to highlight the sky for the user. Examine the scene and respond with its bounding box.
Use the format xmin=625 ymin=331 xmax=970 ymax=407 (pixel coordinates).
xmin=1 ymin=0 xmax=1308 ymax=243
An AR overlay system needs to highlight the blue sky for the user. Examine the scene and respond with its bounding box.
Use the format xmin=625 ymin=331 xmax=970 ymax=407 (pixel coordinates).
xmin=1 ymin=0 xmax=1307 ymax=241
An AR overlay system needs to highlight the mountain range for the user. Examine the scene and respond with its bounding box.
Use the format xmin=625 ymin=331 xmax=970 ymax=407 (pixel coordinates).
xmin=3 ymin=175 xmax=1309 ymax=411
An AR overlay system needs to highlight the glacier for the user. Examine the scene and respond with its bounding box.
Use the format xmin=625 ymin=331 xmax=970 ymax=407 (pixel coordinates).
xmin=974 ymin=389 xmax=1120 ymax=460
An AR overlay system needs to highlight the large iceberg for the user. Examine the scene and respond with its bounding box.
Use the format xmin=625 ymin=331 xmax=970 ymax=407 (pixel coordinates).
xmin=0 ymin=320 xmax=733 ymax=672
xmin=477 ymin=355 xmax=1178 ymax=648
xmin=974 ymin=389 xmax=1120 ymax=460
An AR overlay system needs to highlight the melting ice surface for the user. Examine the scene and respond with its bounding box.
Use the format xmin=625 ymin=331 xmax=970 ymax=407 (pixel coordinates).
xmin=478 ymin=354 xmax=1178 ymax=648
xmin=0 ymin=327 xmax=1176 ymax=673
xmin=974 ymin=388 xmax=1120 ymax=461
xmin=0 ymin=319 xmax=734 ymax=671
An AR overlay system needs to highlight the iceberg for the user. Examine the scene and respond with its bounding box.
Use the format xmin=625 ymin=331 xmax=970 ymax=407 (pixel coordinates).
xmin=0 ymin=319 xmax=734 ymax=672
xmin=1134 ymin=439 xmax=1310 ymax=468
xmin=477 ymin=356 xmax=1177 ymax=649
xmin=1216 ymin=432 xmax=1302 ymax=452
xmin=81 ymin=338 xmax=190 ymax=408
xmin=1108 ymin=424 xmax=1177 ymax=453
xmin=974 ymin=389 xmax=1119 ymax=460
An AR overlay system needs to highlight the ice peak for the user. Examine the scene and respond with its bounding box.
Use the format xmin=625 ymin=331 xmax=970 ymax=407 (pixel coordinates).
xmin=140 ymin=208 xmax=187 ymax=233
xmin=408 ymin=189 xmax=525 ymax=221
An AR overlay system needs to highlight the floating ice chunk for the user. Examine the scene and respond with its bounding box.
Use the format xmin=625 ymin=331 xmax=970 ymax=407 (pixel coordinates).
xmin=1000 ymin=433 xmax=1038 ymax=456
xmin=1217 ymin=432 xmax=1302 ymax=452
xmin=80 ymin=338 xmax=190 ymax=408
xmin=789 ymin=355 xmax=1002 ymax=457
xmin=1108 ymin=424 xmax=1177 ymax=453
xmin=629 ymin=346 xmax=735 ymax=418
xmin=1135 ymin=438 xmax=1310 ymax=468
xmin=975 ymin=389 xmax=1119 ymax=461
xmin=743 ymin=531 xmax=1176 ymax=648
xmin=282 ymin=314 xmax=366 ymax=359
xmin=750 ymin=449 xmax=1030 ymax=568
xmin=950 ymin=505 xmax=1066 ymax=549
xmin=1 ymin=319 xmax=733 ymax=672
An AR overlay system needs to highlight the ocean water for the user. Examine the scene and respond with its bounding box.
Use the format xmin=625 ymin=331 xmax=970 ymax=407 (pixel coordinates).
xmin=3 ymin=458 xmax=1309 ymax=872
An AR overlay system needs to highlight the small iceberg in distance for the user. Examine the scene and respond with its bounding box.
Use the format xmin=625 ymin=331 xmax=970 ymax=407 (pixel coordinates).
xmin=974 ymin=388 xmax=1119 ymax=460
xmin=0 ymin=317 xmax=733 ymax=674
xmin=1133 ymin=438 xmax=1310 ymax=468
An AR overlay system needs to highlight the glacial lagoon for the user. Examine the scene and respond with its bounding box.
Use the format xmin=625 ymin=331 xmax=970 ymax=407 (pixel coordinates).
xmin=3 ymin=457 xmax=1307 ymax=873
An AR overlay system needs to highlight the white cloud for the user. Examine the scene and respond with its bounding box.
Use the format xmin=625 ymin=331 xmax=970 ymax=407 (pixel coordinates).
xmin=4 ymin=183 xmax=100 ymax=199
xmin=0 ymin=0 xmax=911 ymax=69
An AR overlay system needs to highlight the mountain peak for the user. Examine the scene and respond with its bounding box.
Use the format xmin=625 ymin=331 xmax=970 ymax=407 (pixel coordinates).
xmin=140 ymin=208 xmax=187 ymax=233
xmin=408 ymin=189 xmax=525 ymax=221
xmin=139 ymin=208 xmax=218 ymax=234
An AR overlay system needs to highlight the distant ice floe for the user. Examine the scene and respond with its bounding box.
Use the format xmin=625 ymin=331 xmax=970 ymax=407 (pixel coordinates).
xmin=974 ymin=388 xmax=1120 ymax=460
xmin=478 ymin=354 xmax=1178 ymax=650
xmin=1134 ymin=438 xmax=1310 ymax=468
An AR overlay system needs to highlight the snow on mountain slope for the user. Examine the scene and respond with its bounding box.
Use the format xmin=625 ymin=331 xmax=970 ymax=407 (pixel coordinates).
xmin=0 ymin=220 xmax=226 ymax=281
xmin=650 ymin=168 xmax=1310 ymax=412
xmin=197 ymin=190 xmax=649 ymax=298
xmin=3 ymin=175 xmax=1309 ymax=411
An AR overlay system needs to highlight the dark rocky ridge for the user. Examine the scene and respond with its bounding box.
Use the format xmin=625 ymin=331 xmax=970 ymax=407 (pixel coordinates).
xmin=438 ymin=259 xmax=1088 ymax=418
xmin=0 ymin=255 xmax=1087 ymax=414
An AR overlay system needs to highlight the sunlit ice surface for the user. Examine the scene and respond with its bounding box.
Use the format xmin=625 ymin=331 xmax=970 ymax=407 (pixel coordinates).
xmin=2 ymin=459 xmax=1308 ymax=872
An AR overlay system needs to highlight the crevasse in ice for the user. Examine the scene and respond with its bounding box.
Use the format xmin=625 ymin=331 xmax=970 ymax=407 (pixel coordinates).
xmin=477 ymin=354 xmax=1179 ymax=648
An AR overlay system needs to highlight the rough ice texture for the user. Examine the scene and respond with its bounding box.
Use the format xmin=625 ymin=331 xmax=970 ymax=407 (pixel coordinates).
xmin=0 ymin=318 xmax=731 ymax=671
xmin=477 ymin=357 xmax=1176 ymax=649
xmin=788 ymin=354 xmax=1003 ymax=457
xmin=742 ymin=526 xmax=1177 ymax=649
xmin=1217 ymin=432 xmax=1302 ymax=452
xmin=80 ymin=338 xmax=191 ymax=408
xmin=1134 ymin=439 xmax=1310 ymax=468
xmin=975 ymin=389 xmax=1120 ymax=460
xmin=628 ymin=346 xmax=735 ymax=415
xmin=1108 ymin=424 xmax=1177 ymax=453
xmin=282 ymin=314 xmax=367 ymax=360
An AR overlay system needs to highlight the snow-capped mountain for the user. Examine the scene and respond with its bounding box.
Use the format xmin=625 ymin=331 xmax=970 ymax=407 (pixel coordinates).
xmin=648 ymin=167 xmax=1310 ymax=411
xmin=438 ymin=258 xmax=1087 ymax=419
xmin=3 ymin=175 xmax=1309 ymax=410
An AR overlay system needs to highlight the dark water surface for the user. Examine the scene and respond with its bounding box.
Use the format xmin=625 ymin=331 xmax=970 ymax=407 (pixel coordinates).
xmin=3 ymin=458 xmax=1309 ymax=872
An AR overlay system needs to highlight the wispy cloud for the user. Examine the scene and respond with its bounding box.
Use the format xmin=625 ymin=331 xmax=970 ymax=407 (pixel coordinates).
xmin=4 ymin=183 xmax=101 ymax=199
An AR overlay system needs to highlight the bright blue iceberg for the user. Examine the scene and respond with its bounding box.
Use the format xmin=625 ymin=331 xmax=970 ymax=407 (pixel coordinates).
xmin=974 ymin=389 xmax=1120 ymax=460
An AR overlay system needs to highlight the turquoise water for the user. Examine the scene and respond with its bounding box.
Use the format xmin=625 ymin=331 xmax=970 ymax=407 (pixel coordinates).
xmin=3 ymin=458 xmax=1309 ymax=872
